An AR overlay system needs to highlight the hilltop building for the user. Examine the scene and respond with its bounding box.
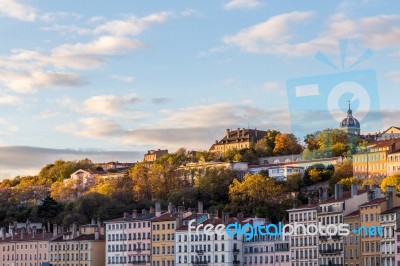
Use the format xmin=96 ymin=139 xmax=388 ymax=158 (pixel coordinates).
xmin=340 ymin=101 xmax=361 ymax=135
xmin=209 ymin=128 xmax=267 ymax=154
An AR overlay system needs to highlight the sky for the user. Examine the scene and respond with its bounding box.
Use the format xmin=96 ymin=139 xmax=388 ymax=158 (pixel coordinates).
xmin=0 ymin=0 xmax=400 ymax=178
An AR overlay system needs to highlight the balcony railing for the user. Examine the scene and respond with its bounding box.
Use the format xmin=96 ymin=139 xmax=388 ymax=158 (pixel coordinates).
xmin=319 ymin=249 xmax=343 ymax=255
xmin=196 ymin=249 xmax=205 ymax=255
xmin=131 ymin=260 xmax=147 ymax=264
xmin=192 ymin=261 xmax=208 ymax=266
xmin=233 ymin=260 xmax=240 ymax=265
xmin=233 ymin=248 xmax=240 ymax=255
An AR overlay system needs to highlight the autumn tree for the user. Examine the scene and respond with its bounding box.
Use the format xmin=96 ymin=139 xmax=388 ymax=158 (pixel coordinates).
xmin=273 ymin=133 xmax=303 ymax=156
xmin=338 ymin=177 xmax=362 ymax=190
xmin=128 ymin=163 xmax=152 ymax=201
xmin=381 ymin=175 xmax=400 ymax=192
xmin=329 ymin=160 xmax=353 ymax=187
xmin=228 ymin=174 xmax=285 ymax=216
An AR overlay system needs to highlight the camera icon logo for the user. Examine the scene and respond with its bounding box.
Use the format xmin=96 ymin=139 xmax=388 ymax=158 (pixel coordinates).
xmin=286 ymin=41 xmax=381 ymax=139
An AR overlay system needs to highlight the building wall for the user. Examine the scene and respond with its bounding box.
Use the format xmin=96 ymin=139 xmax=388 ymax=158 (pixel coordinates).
xmin=49 ymin=240 xmax=105 ymax=266
xmin=0 ymin=240 xmax=49 ymax=266
xmin=243 ymin=235 xmax=290 ymax=266
xmin=387 ymin=152 xmax=400 ymax=176
xmin=288 ymin=207 xmax=319 ymax=266
xmin=152 ymin=220 xmax=176 ymax=266
xmin=360 ymin=201 xmax=387 ymax=266
xmin=175 ymin=225 xmax=243 ymax=266
xmin=353 ymin=150 xmax=388 ymax=179
xmin=344 ymin=214 xmax=361 ymax=266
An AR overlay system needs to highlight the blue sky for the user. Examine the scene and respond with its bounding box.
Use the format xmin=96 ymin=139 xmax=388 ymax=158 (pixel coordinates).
xmin=0 ymin=0 xmax=400 ymax=178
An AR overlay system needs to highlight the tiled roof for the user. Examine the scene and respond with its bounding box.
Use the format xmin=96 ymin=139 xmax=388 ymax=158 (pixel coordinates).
xmin=381 ymin=206 xmax=400 ymax=215
xmin=50 ymin=233 xmax=105 ymax=242
xmin=152 ymin=212 xmax=179 ymax=222
xmin=344 ymin=210 xmax=360 ymax=218
xmin=0 ymin=229 xmax=54 ymax=243
xmin=359 ymin=197 xmax=386 ymax=207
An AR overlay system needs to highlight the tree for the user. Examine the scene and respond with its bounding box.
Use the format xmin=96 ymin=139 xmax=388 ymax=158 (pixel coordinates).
xmin=286 ymin=173 xmax=304 ymax=191
xmin=330 ymin=160 xmax=353 ymax=186
xmin=254 ymin=130 xmax=280 ymax=156
xmin=304 ymin=133 xmax=320 ymax=151
xmin=273 ymin=133 xmax=303 ymax=156
xmin=37 ymin=196 xmax=62 ymax=223
xmin=381 ymin=175 xmax=400 ymax=192
xmin=228 ymin=174 xmax=285 ymax=216
xmin=338 ymin=177 xmax=362 ymax=191
xmin=195 ymin=168 xmax=236 ymax=208
xmin=128 ymin=163 xmax=152 ymax=201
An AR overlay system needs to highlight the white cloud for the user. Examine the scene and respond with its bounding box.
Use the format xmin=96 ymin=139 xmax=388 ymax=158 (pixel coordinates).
xmin=262 ymin=81 xmax=280 ymax=91
xmin=181 ymin=9 xmax=204 ymax=17
xmin=221 ymin=12 xmax=400 ymax=57
xmin=0 ymin=0 xmax=36 ymax=21
xmin=56 ymin=117 xmax=124 ymax=139
xmin=83 ymin=94 xmax=141 ymax=116
xmin=223 ymin=11 xmax=317 ymax=56
xmin=0 ymin=70 xmax=86 ymax=93
xmin=34 ymin=110 xmax=59 ymax=119
xmin=0 ymin=92 xmax=23 ymax=106
xmin=111 ymin=74 xmax=135 ymax=83
xmin=224 ymin=0 xmax=262 ymax=10
xmin=53 ymin=36 xmax=143 ymax=56
xmin=93 ymin=12 xmax=172 ymax=36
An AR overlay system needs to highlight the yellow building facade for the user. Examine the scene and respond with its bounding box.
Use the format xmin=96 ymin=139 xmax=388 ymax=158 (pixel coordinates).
xmin=49 ymin=223 xmax=105 ymax=266
xmin=151 ymin=213 xmax=177 ymax=266
xmin=344 ymin=210 xmax=361 ymax=266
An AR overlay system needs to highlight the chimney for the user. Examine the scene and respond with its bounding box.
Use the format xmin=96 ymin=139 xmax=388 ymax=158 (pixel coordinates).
xmin=335 ymin=184 xmax=344 ymax=200
xmin=142 ymin=208 xmax=147 ymax=215
xmin=155 ymin=202 xmax=161 ymax=217
xmin=132 ymin=210 xmax=138 ymax=219
xmin=47 ymin=221 xmax=51 ymax=233
xmin=32 ymin=226 xmax=37 ymax=239
xmin=387 ymin=186 xmax=394 ymax=210
xmin=237 ymin=128 xmax=240 ymax=138
xmin=21 ymin=227 xmax=25 ymax=240
xmin=91 ymin=219 xmax=96 ymax=225
xmin=210 ymin=214 xmax=215 ymax=225
xmin=192 ymin=210 xmax=197 ymax=226
xmin=222 ymin=211 xmax=226 ymax=224
xmin=94 ymin=226 xmax=99 ymax=240
xmin=351 ymin=183 xmax=358 ymax=197
xmin=0 ymin=227 xmax=5 ymax=240
xmin=150 ymin=206 xmax=155 ymax=214
xmin=319 ymin=187 xmax=328 ymax=202
xmin=226 ymin=129 xmax=230 ymax=138
xmin=72 ymin=223 xmax=78 ymax=239
xmin=198 ymin=201 xmax=203 ymax=214
xmin=374 ymin=187 xmax=383 ymax=199
xmin=188 ymin=207 xmax=192 ymax=213
xmin=168 ymin=202 xmax=173 ymax=213
xmin=307 ymin=197 xmax=312 ymax=206
xmin=224 ymin=213 xmax=229 ymax=224
xmin=123 ymin=212 xmax=129 ymax=220
xmin=242 ymin=128 xmax=246 ymax=137
xmin=213 ymin=209 xmax=219 ymax=218
xmin=53 ymin=224 xmax=58 ymax=237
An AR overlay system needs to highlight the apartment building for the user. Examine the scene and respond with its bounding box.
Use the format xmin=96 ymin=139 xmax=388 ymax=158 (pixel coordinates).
xmin=395 ymin=229 xmax=400 ymax=265
xmin=343 ymin=210 xmax=361 ymax=266
xmin=151 ymin=203 xmax=179 ymax=266
xmin=105 ymin=210 xmax=155 ymax=266
xmin=175 ymin=213 xmax=243 ymax=266
xmin=318 ymin=184 xmax=368 ymax=266
xmin=243 ymin=219 xmax=290 ymax=266
xmin=49 ymin=221 xmax=105 ymax=266
xmin=387 ymin=151 xmax=400 ymax=176
xmin=287 ymin=201 xmax=319 ymax=266
xmin=353 ymin=139 xmax=400 ymax=179
xmin=0 ymin=222 xmax=52 ymax=266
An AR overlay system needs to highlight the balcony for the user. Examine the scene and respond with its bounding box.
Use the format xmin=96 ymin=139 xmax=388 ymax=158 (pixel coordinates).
xmin=131 ymin=260 xmax=147 ymax=264
xmin=319 ymin=249 xmax=343 ymax=255
xmin=196 ymin=249 xmax=205 ymax=255
xmin=233 ymin=260 xmax=240 ymax=266
xmin=318 ymin=205 xmax=343 ymax=214
xmin=192 ymin=261 xmax=208 ymax=266
xmin=233 ymin=248 xmax=240 ymax=255
xmin=319 ymin=236 xmax=328 ymax=241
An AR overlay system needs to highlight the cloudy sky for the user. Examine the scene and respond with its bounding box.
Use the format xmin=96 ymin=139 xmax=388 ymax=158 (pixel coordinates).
xmin=0 ymin=0 xmax=400 ymax=178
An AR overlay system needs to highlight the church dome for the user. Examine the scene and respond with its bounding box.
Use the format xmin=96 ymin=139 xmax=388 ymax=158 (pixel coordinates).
xmin=340 ymin=102 xmax=361 ymax=135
